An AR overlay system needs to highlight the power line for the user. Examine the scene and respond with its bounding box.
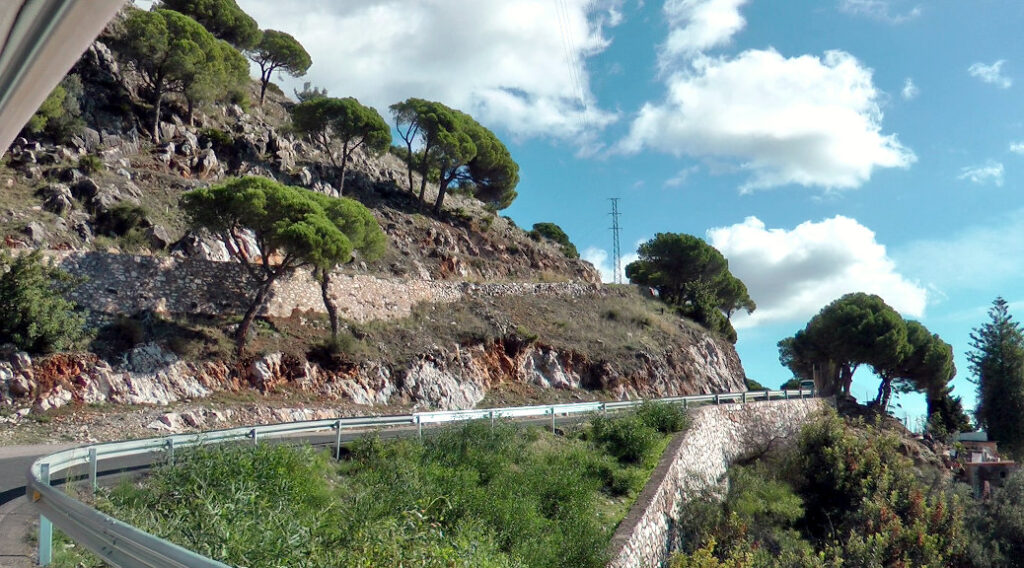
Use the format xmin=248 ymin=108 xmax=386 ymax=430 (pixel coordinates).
xmin=609 ymin=197 xmax=622 ymax=284
xmin=553 ymin=0 xmax=592 ymax=136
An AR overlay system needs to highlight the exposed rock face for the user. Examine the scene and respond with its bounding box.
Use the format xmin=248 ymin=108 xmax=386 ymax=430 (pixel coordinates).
xmin=0 ymin=333 xmax=746 ymax=414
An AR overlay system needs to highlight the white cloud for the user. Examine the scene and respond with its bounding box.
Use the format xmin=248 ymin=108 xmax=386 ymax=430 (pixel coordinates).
xmin=901 ymin=78 xmax=919 ymax=100
xmin=664 ymin=165 xmax=700 ymax=187
xmin=958 ymin=161 xmax=1004 ymax=186
xmin=838 ymin=0 xmax=921 ymax=23
xmin=707 ymin=216 xmax=927 ymax=328
xmin=662 ymin=0 xmax=749 ymax=61
xmin=236 ymin=0 xmax=619 ymax=141
xmin=895 ymin=209 xmax=1024 ymax=293
xmin=968 ymin=60 xmax=1012 ymax=89
xmin=582 ymin=246 xmax=640 ymax=284
xmin=1010 ymin=141 xmax=1024 ymax=154
xmin=619 ymin=49 xmax=916 ymax=191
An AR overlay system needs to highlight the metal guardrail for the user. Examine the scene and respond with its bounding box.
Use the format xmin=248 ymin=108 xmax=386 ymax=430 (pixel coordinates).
xmin=26 ymin=388 xmax=814 ymax=567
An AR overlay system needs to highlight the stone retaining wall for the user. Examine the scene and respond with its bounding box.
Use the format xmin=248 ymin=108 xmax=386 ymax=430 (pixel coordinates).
xmin=607 ymin=397 xmax=830 ymax=568
xmin=52 ymin=252 xmax=601 ymax=323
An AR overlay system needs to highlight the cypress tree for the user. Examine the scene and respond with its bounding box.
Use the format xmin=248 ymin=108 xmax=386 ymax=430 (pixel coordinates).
xmin=968 ymin=297 xmax=1024 ymax=457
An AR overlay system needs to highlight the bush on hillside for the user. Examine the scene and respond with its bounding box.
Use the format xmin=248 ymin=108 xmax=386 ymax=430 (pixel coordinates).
xmin=0 ymin=250 xmax=84 ymax=353
xmin=77 ymin=155 xmax=103 ymax=175
xmin=529 ymin=222 xmax=579 ymax=259
xmin=589 ymin=414 xmax=659 ymax=464
xmin=94 ymin=203 xmax=149 ymax=237
xmin=635 ymin=401 xmax=689 ymax=434
xmin=744 ymin=378 xmax=766 ymax=391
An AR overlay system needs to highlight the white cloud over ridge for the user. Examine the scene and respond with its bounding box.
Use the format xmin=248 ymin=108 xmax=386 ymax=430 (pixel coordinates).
xmin=582 ymin=246 xmax=639 ymax=284
xmin=958 ymin=161 xmax=1004 ymax=186
xmin=707 ymin=216 xmax=927 ymax=328
xmin=236 ymin=0 xmax=619 ymax=141
xmin=620 ymin=49 xmax=916 ymax=191
xmin=968 ymin=60 xmax=1012 ymax=89
xmin=662 ymin=0 xmax=749 ymax=61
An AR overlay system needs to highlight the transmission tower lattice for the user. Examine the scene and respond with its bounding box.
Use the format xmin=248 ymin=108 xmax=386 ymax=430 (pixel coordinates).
xmin=609 ymin=198 xmax=622 ymax=284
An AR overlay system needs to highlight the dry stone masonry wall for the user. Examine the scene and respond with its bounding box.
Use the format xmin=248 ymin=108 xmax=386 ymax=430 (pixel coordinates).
xmin=608 ymin=398 xmax=830 ymax=568
xmin=54 ymin=251 xmax=600 ymax=323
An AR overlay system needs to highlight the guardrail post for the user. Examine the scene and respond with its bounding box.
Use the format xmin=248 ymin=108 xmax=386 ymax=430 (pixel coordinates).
xmin=416 ymin=416 xmax=422 ymax=440
xmin=38 ymin=463 xmax=52 ymax=566
xmin=550 ymin=408 xmax=556 ymax=433
xmin=742 ymin=392 xmax=747 ymax=404
xmin=490 ymin=411 xmax=495 ymax=429
xmin=600 ymin=402 xmax=607 ymax=415
xmin=166 ymin=438 xmax=175 ymax=465
xmin=784 ymin=390 xmax=789 ymax=400
xmin=334 ymin=420 xmax=343 ymax=460
xmin=714 ymin=394 xmax=720 ymax=405
xmin=88 ymin=447 xmax=97 ymax=494
xmin=250 ymin=429 xmax=258 ymax=446
xmin=682 ymin=398 xmax=688 ymax=409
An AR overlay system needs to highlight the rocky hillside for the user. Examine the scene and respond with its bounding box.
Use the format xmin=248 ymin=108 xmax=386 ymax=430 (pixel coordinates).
xmin=0 ymin=40 xmax=597 ymax=284
xmin=0 ymin=20 xmax=750 ymax=428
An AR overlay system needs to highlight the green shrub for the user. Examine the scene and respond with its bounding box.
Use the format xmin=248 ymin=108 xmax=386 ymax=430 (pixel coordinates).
xmin=529 ymin=222 xmax=579 ymax=259
xmin=635 ymin=401 xmax=689 ymax=434
xmin=199 ymin=127 xmax=234 ymax=150
xmin=515 ymin=325 xmax=539 ymax=343
xmin=77 ymin=154 xmax=103 ymax=174
xmin=744 ymin=378 xmax=767 ymax=391
xmin=103 ymin=443 xmax=338 ymax=568
xmin=228 ymin=88 xmax=249 ymax=111
xmin=94 ymin=203 xmax=149 ymax=237
xmin=590 ymin=414 xmax=659 ymax=464
xmin=964 ymin=470 xmax=1024 ymax=568
xmin=264 ymin=81 xmax=284 ymax=97
xmin=0 ymin=250 xmax=84 ymax=353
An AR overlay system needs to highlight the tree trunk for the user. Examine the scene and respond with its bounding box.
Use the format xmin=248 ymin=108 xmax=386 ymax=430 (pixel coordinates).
xmin=417 ymin=143 xmax=433 ymax=204
xmin=433 ymin=180 xmax=449 ymax=213
xmin=338 ymin=141 xmax=348 ymax=196
xmin=187 ymin=97 xmax=194 ymax=127
xmin=319 ymin=270 xmax=339 ymax=339
xmin=418 ymin=161 xmax=429 ymax=203
xmin=840 ymin=364 xmax=854 ymax=394
xmin=877 ymin=378 xmax=893 ymax=411
xmin=151 ymin=91 xmax=164 ymax=144
xmin=404 ymin=141 xmax=415 ymax=193
xmin=235 ymin=282 xmax=273 ymax=356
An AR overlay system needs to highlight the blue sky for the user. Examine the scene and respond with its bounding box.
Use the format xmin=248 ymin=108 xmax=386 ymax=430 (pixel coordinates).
xmin=229 ymin=0 xmax=1024 ymax=425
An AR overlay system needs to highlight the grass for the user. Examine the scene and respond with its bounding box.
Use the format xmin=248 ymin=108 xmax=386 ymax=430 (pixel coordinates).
xmin=51 ymin=404 xmax=688 ymax=568
xmin=96 ymin=285 xmax=710 ymax=403
xmin=349 ymin=285 xmax=711 ymax=376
